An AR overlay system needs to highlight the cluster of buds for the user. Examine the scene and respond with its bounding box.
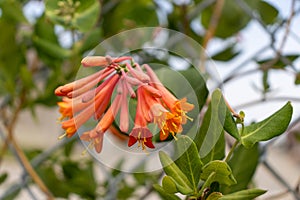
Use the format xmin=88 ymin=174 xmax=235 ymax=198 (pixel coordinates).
xmin=55 ymin=56 xmax=194 ymax=153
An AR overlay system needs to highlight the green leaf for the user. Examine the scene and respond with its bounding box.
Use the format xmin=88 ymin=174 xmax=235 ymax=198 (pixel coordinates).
xmin=193 ymin=89 xmax=226 ymax=164
xmin=212 ymin=44 xmax=240 ymax=61
xmin=45 ymin=0 xmax=100 ymax=32
xmin=207 ymin=192 xmax=223 ymax=200
xmin=201 ymin=160 xmax=237 ymax=186
xmin=220 ymin=188 xmax=266 ymax=200
xmin=201 ymin=0 xmax=258 ymax=38
xmin=33 ymin=36 xmax=72 ymax=59
xmin=159 ymin=151 xmax=194 ymax=194
xmin=257 ymin=54 xmax=299 ymax=69
xmin=0 ymin=172 xmax=8 ymax=185
xmin=221 ymin=144 xmax=260 ymax=194
xmin=216 ymin=89 xmax=240 ymax=140
xmin=20 ymin=65 xmax=34 ymax=89
xmin=79 ymin=28 xmax=102 ymax=53
xmin=0 ymin=0 xmax=28 ymax=23
xmin=162 ymin=176 xmax=178 ymax=194
xmin=295 ymin=73 xmax=300 ymax=85
xmin=179 ymin=67 xmax=209 ymax=112
xmin=153 ymin=184 xmax=181 ymax=200
xmin=174 ymin=135 xmax=203 ymax=192
xmin=102 ymin=0 xmax=158 ymax=37
xmin=256 ymin=1 xmax=278 ymax=24
xmin=241 ymin=102 xmax=293 ymax=148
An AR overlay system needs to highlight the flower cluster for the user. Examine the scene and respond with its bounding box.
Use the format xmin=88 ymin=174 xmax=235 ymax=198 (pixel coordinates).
xmin=55 ymin=56 xmax=194 ymax=153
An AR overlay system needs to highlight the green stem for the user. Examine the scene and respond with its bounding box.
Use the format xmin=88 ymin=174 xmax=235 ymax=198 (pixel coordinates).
xmin=225 ymin=140 xmax=239 ymax=162
xmin=198 ymin=172 xmax=216 ymax=197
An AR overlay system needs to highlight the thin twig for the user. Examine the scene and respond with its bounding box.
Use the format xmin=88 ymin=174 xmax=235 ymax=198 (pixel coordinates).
xmin=199 ymin=0 xmax=225 ymax=73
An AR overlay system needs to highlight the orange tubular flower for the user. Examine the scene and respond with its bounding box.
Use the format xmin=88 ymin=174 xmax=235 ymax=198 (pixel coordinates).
xmin=81 ymin=94 xmax=122 ymax=153
xmin=144 ymin=64 xmax=194 ymax=140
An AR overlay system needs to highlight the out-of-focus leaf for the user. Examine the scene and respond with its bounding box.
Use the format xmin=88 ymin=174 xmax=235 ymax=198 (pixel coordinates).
xmin=241 ymin=102 xmax=293 ymax=148
xmin=174 ymin=135 xmax=203 ymax=191
xmin=193 ymin=89 xmax=225 ymax=165
xmin=220 ymin=188 xmax=266 ymax=200
xmin=102 ymin=0 xmax=158 ymax=37
xmin=117 ymin=183 xmax=135 ymax=200
xmin=221 ymin=144 xmax=260 ymax=194
xmin=295 ymin=73 xmax=300 ymax=85
xmin=159 ymin=151 xmax=194 ymax=195
xmin=201 ymin=160 xmax=237 ymax=186
xmin=34 ymin=14 xmax=59 ymax=44
xmin=0 ymin=173 xmax=8 ymax=185
xmin=33 ymin=36 xmax=72 ymax=59
xmin=256 ymin=1 xmax=278 ymax=24
xmin=0 ymin=18 xmax=25 ymax=96
xmin=212 ymin=44 xmax=240 ymax=61
xmin=257 ymin=54 xmax=299 ymax=69
xmin=153 ymin=184 xmax=181 ymax=200
xmin=20 ymin=66 xmax=34 ymax=89
xmin=0 ymin=0 xmax=28 ymax=23
xmin=45 ymin=0 xmax=100 ymax=32
xmin=201 ymin=0 xmax=259 ymax=38
xmin=79 ymin=28 xmax=102 ymax=53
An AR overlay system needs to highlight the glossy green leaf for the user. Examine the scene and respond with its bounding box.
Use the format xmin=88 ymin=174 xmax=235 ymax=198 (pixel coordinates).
xmin=45 ymin=0 xmax=100 ymax=32
xmin=212 ymin=44 xmax=240 ymax=61
xmin=162 ymin=176 xmax=178 ymax=194
xmin=201 ymin=160 xmax=237 ymax=186
xmin=194 ymin=89 xmax=226 ymax=164
xmin=216 ymin=89 xmax=240 ymax=140
xmin=221 ymin=144 xmax=260 ymax=194
xmin=207 ymin=192 xmax=223 ymax=200
xmin=159 ymin=151 xmax=194 ymax=194
xmin=220 ymin=188 xmax=266 ymax=200
xmin=257 ymin=54 xmax=299 ymax=69
xmin=174 ymin=135 xmax=203 ymax=191
xmin=241 ymin=102 xmax=293 ymax=148
xmin=153 ymin=184 xmax=181 ymax=200
xmin=256 ymin=1 xmax=278 ymax=24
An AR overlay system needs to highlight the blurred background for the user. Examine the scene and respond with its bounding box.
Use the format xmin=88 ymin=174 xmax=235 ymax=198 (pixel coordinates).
xmin=0 ymin=0 xmax=299 ymax=199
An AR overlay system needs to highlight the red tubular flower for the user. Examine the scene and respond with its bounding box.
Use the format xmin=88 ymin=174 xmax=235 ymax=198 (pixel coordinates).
xmin=128 ymin=86 xmax=155 ymax=150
